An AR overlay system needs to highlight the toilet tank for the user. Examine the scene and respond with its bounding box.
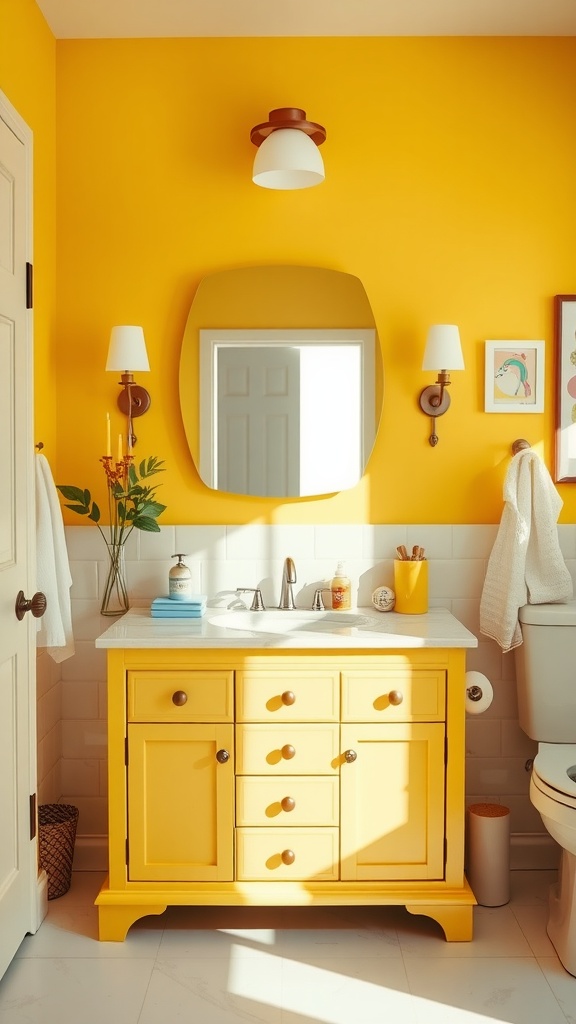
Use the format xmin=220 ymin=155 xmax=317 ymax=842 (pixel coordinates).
xmin=515 ymin=600 xmax=576 ymax=742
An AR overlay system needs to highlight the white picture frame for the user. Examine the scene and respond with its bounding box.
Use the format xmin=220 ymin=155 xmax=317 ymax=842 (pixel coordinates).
xmin=484 ymin=340 xmax=545 ymax=413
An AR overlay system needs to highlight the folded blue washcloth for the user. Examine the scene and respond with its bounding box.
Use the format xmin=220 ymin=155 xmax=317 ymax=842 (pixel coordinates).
xmin=151 ymin=608 xmax=205 ymax=618
xmin=151 ymin=610 xmax=204 ymax=618
xmin=152 ymin=595 xmax=207 ymax=609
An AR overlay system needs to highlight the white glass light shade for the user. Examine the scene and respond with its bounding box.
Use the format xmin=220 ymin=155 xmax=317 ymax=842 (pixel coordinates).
xmin=252 ymin=129 xmax=325 ymax=190
xmin=106 ymin=326 xmax=150 ymax=372
xmin=422 ymin=324 xmax=465 ymax=371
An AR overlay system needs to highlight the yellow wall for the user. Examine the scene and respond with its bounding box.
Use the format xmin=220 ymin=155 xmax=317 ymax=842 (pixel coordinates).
xmin=35 ymin=35 xmax=576 ymax=524
xmin=0 ymin=0 xmax=57 ymax=451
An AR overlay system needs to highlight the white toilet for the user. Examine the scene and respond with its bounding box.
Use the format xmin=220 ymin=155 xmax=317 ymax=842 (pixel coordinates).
xmin=515 ymin=599 xmax=576 ymax=975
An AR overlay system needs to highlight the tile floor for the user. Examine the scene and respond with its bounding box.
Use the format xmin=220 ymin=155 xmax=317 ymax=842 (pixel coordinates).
xmin=2 ymin=870 xmax=576 ymax=1023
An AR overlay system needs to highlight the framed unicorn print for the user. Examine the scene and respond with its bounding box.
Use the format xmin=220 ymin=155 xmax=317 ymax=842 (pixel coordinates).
xmin=484 ymin=340 xmax=545 ymax=413
xmin=554 ymin=295 xmax=576 ymax=482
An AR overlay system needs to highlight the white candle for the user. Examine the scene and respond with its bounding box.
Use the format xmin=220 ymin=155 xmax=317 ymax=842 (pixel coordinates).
xmin=106 ymin=413 xmax=111 ymax=458
xmin=117 ymin=433 xmax=123 ymax=462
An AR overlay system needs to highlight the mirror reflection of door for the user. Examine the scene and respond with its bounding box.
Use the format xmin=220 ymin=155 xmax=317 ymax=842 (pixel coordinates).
xmin=217 ymin=346 xmax=301 ymax=496
xmin=200 ymin=328 xmax=374 ymax=498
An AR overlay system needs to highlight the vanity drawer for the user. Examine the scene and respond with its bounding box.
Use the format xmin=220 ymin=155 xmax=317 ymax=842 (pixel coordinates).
xmin=236 ymin=827 xmax=339 ymax=880
xmin=236 ymin=776 xmax=339 ymax=827
xmin=236 ymin=724 xmax=340 ymax=775
xmin=236 ymin=670 xmax=339 ymax=722
xmin=127 ymin=671 xmax=234 ymax=723
xmin=341 ymin=669 xmax=445 ymax=722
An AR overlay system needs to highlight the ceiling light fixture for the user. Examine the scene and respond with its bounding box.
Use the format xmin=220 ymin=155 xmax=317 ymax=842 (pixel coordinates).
xmin=250 ymin=107 xmax=326 ymax=190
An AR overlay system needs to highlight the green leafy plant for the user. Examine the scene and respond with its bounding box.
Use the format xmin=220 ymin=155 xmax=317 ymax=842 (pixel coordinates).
xmin=58 ymin=455 xmax=166 ymax=544
xmin=57 ymin=455 xmax=166 ymax=615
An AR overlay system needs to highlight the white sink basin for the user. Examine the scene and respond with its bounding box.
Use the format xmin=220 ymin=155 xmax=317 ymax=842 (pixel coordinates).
xmin=209 ymin=609 xmax=371 ymax=635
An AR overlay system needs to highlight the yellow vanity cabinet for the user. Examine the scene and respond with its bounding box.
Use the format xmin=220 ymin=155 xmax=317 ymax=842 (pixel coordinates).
xmin=96 ymin=645 xmax=475 ymax=943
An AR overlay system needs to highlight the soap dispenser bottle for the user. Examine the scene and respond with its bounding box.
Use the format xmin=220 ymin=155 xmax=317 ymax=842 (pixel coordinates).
xmin=169 ymin=554 xmax=192 ymax=601
xmin=331 ymin=562 xmax=351 ymax=611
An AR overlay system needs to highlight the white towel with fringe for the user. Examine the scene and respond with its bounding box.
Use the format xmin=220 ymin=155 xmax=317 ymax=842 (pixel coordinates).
xmin=479 ymin=448 xmax=573 ymax=652
xmin=35 ymin=453 xmax=75 ymax=662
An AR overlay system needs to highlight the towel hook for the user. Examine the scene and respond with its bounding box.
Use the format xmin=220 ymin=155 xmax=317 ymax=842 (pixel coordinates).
xmin=512 ymin=438 xmax=531 ymax=455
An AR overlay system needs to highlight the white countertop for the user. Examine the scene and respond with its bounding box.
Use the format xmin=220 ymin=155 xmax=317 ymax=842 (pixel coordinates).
xmin=95 ymin=606 xmax=478 ymax=650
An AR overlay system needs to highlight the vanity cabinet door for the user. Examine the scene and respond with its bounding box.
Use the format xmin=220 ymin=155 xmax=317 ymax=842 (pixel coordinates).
xmin=340 ymin=723 xmax=445 ymax=881
xmin=127 ymin=723 xmax=234 ymax=882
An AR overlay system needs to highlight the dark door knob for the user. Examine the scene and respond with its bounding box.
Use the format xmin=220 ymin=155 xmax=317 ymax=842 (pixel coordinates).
xmin=15 ymin=590 xmax=47 ymax=621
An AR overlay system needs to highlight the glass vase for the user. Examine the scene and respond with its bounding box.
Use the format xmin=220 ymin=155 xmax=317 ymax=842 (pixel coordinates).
xmin=101 ymin=542 xmax=129 ymax=616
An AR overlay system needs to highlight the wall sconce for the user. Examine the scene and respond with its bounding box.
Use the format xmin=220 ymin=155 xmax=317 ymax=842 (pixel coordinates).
xmin=105 ymin=325 xmax=150 ymax=449
xmin=418 ymin=324 xmax=465 ymax=447
xmin=250 ymin=107 xmax=326 ymax=190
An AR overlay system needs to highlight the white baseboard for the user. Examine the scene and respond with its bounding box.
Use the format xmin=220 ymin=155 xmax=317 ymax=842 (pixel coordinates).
xmin=511 ymin=833 xmax=560 ymax=871
xmin=72 ymin=835 xmax=108 ymax=872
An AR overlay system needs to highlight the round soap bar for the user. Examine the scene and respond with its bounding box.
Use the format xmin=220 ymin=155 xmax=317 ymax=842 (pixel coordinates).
xmin=372 ymin=586 xmax=395 ymax=612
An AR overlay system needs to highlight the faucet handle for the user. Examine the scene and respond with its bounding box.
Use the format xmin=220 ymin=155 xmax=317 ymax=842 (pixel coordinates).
xmin=236 ymin=588 xmax=265 ymax=611
xmin=312 ymin=588 xmax=329 ymax=611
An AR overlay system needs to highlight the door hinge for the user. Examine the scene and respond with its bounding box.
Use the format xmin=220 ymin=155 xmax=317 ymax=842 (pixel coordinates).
xmin=26 ymin=262 xmax=33 ymax=309
xmin=29 ymin=792 xmax=37 ymax=840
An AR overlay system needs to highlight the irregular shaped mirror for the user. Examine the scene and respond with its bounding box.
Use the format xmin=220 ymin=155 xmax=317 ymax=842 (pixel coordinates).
xmin=179 ymin=266 xmax=382 ymax=498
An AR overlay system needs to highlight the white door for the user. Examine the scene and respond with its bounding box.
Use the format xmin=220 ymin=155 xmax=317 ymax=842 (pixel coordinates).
xmin=217 ymin=346 xmax=301 ymax=496
xmin=0 ymin=94 xmax=37 ymax=979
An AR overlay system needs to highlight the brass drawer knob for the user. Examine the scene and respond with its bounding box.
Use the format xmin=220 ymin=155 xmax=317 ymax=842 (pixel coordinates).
xmin=281 ymin=744 xmax=296 ymax=760
xmin=281 ymin=796 xmax=296 ymax=812
xmin=344 ymin=749 xmax=357 ymax=763
xmin=389 ymin=690 xmax=404 ymax=706
xmin=215 ymin=749 xmax=230 ymax=764
xmin=281 ymin=849 xmax=295 ymax=865
xmin=172 ymin=690 xmax=188 ymax=706
xmin=281 ymin=690 xmax=296 ymax=706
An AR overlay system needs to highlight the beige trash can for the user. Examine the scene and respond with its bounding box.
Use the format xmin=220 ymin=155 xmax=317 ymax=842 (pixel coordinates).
xmin=467 ymin=803 xmax=510 ymax=907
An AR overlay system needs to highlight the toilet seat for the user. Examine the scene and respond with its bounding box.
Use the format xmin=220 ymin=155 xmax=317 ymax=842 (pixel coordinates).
xmin=533 ymin=743 xmax=576 ymax=809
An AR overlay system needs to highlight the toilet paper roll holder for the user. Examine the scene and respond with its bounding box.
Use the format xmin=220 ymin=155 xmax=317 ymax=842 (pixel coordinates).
xmin=467 ymin=684 xmax=484 ymax=702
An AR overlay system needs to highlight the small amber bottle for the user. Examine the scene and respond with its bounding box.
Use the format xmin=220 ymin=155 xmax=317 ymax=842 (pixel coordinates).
xmin=331 ymin=562 xmax=351 ymax=611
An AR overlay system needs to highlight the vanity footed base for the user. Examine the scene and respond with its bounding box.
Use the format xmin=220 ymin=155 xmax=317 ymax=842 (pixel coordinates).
xmin=95 ymin=878 xmax=476 ymax=942
xmin=406 ymin=900 xmax=474 ymax=941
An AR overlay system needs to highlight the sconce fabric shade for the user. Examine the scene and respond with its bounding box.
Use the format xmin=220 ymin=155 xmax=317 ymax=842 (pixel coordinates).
xmin=253 ymin=129 xmax=325 ymax=190
xmin=106 ymin=326 xmax=150 ymax=372
xmin=422 ymin=325 xmax=465 ymax=371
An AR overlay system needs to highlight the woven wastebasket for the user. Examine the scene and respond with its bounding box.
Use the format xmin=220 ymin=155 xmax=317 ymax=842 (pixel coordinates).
xmin=38 ymin=803 xmax=79 ymax=900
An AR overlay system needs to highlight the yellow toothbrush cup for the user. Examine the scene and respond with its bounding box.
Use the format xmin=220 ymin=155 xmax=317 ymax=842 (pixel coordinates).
xmin=393 ymin=559 xmax=428 ymax=614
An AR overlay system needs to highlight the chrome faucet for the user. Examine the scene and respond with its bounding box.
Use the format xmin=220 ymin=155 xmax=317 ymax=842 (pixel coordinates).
xmin=279 ymin=557 xmax=296 ymax=610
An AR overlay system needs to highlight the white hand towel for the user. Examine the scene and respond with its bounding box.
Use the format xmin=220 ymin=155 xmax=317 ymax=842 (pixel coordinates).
xmin=480 ymin=448 xmax=573 ymax=652
xmin=35 ymin=453 xmax=75 ymax=662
